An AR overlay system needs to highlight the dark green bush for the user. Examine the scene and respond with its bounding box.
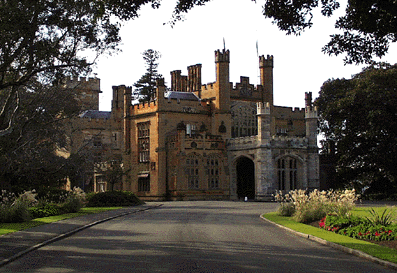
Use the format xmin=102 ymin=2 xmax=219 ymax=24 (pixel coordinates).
xmin=324 ymin=214 xmax=367 ymax=230
xmin=35 ymin=188 xmax=70 ymax=204
xmin=86 ymin=191 xmax=144 ymax=207
xmin=6 ymin=200 xmax=31 ymax=223
xmin=61 ymin=196 xmax=83 ymax=213
xmin=29 ymin=203 xmax=61 ymax=218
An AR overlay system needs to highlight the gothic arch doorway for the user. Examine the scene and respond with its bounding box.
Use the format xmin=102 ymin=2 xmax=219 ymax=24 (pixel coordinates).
xmin=236 ymin=157 xmax=255 ymax=200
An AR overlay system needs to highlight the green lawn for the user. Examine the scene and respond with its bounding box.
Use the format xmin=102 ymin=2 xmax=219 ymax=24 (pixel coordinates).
xmin=262 ymin=206 xmax=397 ymax=265
xmin=0 ymin=207 xmax=122 ymax=236
xmin=351 ymin=205 xmax=396 ymax=218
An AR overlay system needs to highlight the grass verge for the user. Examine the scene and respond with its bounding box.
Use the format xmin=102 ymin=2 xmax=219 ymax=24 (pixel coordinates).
xmin=0 ymin=207 xmax=122 ymax=236
xmin=262 ymin=212 xmax=397 ymax=264
xmin=350 ymin=206 xmax=396 ymax=218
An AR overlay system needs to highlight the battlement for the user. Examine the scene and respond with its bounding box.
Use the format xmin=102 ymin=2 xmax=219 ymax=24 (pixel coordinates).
xmin=202 ymin=83 xmax=215 ymax=90
xmin=259 ymin=55 xmax=274 ymax=68
xmin=63 ymin=76 xmax=101 ymax=91
xmin=215 ymin=49 xmax=230 ymax=63
xmin=183 ymin=133 xmax=223 ymax=141
xmin=271 ymin=135 xmax=308 ymax=148
xmin=305 ymin=105 xmax=318 ymax=119
xmin=132 ymin=100 xmax=158 ymax=112
xmin=227 ymin=136 xmax=258 ymax=150
xmin=256 ymin=102 xmax=271 ymax=115
xmin=273 ymin=105 xmax=306 ymax=120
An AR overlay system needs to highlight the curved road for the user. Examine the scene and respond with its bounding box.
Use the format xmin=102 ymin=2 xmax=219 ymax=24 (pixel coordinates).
xmin=1 ymin=201 xmax=395 ymax=272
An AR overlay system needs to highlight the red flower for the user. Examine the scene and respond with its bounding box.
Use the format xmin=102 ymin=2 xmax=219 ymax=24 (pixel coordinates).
xmin=319 ymin=222 xmax=325 ymax=228
xmin=388 ymin=230 xmax=392 ymax=234
xmin=375 ymin=231 xmax=381 ymax=236
xmin=358 ymin=232 xmax=363 ymax=236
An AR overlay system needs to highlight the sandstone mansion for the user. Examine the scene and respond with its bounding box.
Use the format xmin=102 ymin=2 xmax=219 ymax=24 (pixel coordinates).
xmin=67 ymin=49 xmax=320 ymax=201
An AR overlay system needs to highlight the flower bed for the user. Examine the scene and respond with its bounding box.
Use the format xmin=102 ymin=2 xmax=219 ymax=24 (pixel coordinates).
xmin=318 ymin=208 xmax=397 ymax=242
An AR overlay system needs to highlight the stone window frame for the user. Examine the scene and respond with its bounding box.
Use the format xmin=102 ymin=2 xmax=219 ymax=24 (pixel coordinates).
xmin=231 ymin=102 xmax=258 ymax=138
xmin=206 ymin=154 xmax=221 ymax=189
xmin=277 ymin=157 xmax=298 ymax=191
xmin=137 ymin=121 xmax=150 ymax=163
xmin=186 ymin=154 xmax=200 ymax=189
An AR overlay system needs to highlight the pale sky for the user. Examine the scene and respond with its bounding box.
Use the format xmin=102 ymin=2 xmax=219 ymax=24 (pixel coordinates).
xmin=92 ymin=0 xmax=397 ymax=111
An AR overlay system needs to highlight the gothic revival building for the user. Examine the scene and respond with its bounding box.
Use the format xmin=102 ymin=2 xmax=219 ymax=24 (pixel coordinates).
xmin=112 ymin=49 xmax=320 ymax=201
xmin=63 ymin=77 xmax=124 ymax=192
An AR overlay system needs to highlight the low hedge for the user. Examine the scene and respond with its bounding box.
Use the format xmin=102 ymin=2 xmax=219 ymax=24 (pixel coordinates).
xmin=86 ymin=191 xmax=144 ymax=207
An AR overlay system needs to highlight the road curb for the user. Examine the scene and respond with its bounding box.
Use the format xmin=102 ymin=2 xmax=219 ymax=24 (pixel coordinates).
xmin=260 ymin=215 xmax=397 ymax=271
xmin=0 ymin=204 xmax=162 ymax=267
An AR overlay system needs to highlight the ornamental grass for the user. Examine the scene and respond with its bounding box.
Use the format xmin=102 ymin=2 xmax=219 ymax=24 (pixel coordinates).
xmin=274 ymin=189 xmax=359 ymax=223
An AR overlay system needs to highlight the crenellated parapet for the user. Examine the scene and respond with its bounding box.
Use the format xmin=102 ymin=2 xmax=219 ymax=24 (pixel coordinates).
xmin=305 ymin=105 xmax=318 ymax=119
xmin=215 ymin=49 xmax=230 ymax=63
xmin=271 ymin=135 xmax=308 ymax=148
xmin=259 ymin=55 xmax=274 ymax=68
xmin=131 ymin=100 xmax=158 ymax=115
xmin=304 ymin=91 xmax=318 ymax=119
xmin=227 ymin=136 xmax=258 ymax=150
xmin=63 ymin=76 xmax=101 ymax=91
xmin=256 ymin=102 xmax=271 ymax=115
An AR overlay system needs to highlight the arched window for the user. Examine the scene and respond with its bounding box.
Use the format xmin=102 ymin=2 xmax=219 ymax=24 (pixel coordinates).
xmin=231 ymin=102 xmax=258 ymax=138
xmin=207 ymin=154 xmax=221 ymax=189
xmin=186 ymin=154 xmax=200 ymax=189
xmin=277 ymin=157 xmax=298 ymax=191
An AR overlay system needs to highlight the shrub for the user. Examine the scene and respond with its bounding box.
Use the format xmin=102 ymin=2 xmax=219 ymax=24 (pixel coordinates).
xmin=293 ymin=202 xmax=327 ymax=223
xmin=324 ymin=214 xmax=366 ymax=230
xmin=278 ymin=202 xmax=296 ymax=216
xmin=86 ymin=191 xmax=143 ymax=207
xmin=0 ymin=190 xmax=37 ymax=223
xmin=274 ymin=192 xmax=295 ymax=216
xmin=36 ymin=188 xmax=70 ymax=204
xmin=274 ymin=189 xmax=359 ymax=223
xmin=61 ymin=195 xmax=83 ymax=213
xmin=29 ymin=203 xmax=61 ymax=218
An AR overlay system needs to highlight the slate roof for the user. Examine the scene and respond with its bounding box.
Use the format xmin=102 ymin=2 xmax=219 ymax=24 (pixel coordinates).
xmin=79 ymin=110 xmax=111 ymax=119
xmin=164 ymin=91 xmax=200 ymax=101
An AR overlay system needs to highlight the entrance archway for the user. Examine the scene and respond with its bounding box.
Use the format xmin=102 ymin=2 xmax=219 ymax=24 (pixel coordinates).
xmin=236 ymin=157 xmax=255 ymax=200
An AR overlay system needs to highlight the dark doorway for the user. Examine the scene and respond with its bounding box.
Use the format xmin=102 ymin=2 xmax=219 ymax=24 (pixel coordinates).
xmin=236 ymin=157 xmax=255 ymax=200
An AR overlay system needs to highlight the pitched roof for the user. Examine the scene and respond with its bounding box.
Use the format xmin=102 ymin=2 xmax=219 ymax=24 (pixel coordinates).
xmin=164 ymin=91 xmax=200 ymax=101
xmin=79 ymin=110 xmax=111 ymax=119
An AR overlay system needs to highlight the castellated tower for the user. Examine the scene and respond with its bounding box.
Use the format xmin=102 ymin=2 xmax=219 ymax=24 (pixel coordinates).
xmin=212 ymin=49 xmax=231 ymax=139
xmin=305 ymin=92 xmax=318 ymax=147
xmin=63 ymin=76 xmax=102 ymax=111
xmin=256 ymin=102 xmax=271 ymax=144
xmin=214 ymin=49 xmax=230 ymax=112
xmin=305 ymin=91 xmax=320 ymax=189
xmin=259 ymin=55 xmax=274 ymax=107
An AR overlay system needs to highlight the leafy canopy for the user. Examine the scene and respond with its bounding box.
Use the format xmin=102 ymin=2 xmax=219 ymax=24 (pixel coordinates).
xmin=0 ymin=0 xmax=163 ymax=136
xmin=315 ymin=63 xmax=397 ymax=191
xmin=263 ymin=0 xmax=397 ymax=64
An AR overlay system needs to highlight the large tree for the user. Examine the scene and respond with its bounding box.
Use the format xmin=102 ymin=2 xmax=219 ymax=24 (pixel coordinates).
xmin=167 ymin=0 xmax=397 ymax=65
xmin=0 ymin=0 xmax=163 ymax=137
xmin=0 ymin=0 xmax=163 ymax=189
xmin=315 ymin=63 xmax=397 ymax=193
xmin=0 ymin=80 xmax=80 ymax=190
xmin=262 ymin=0 xmax=397 ymax=64
xmin=133 ymin=49 xmax=163 ymax=102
